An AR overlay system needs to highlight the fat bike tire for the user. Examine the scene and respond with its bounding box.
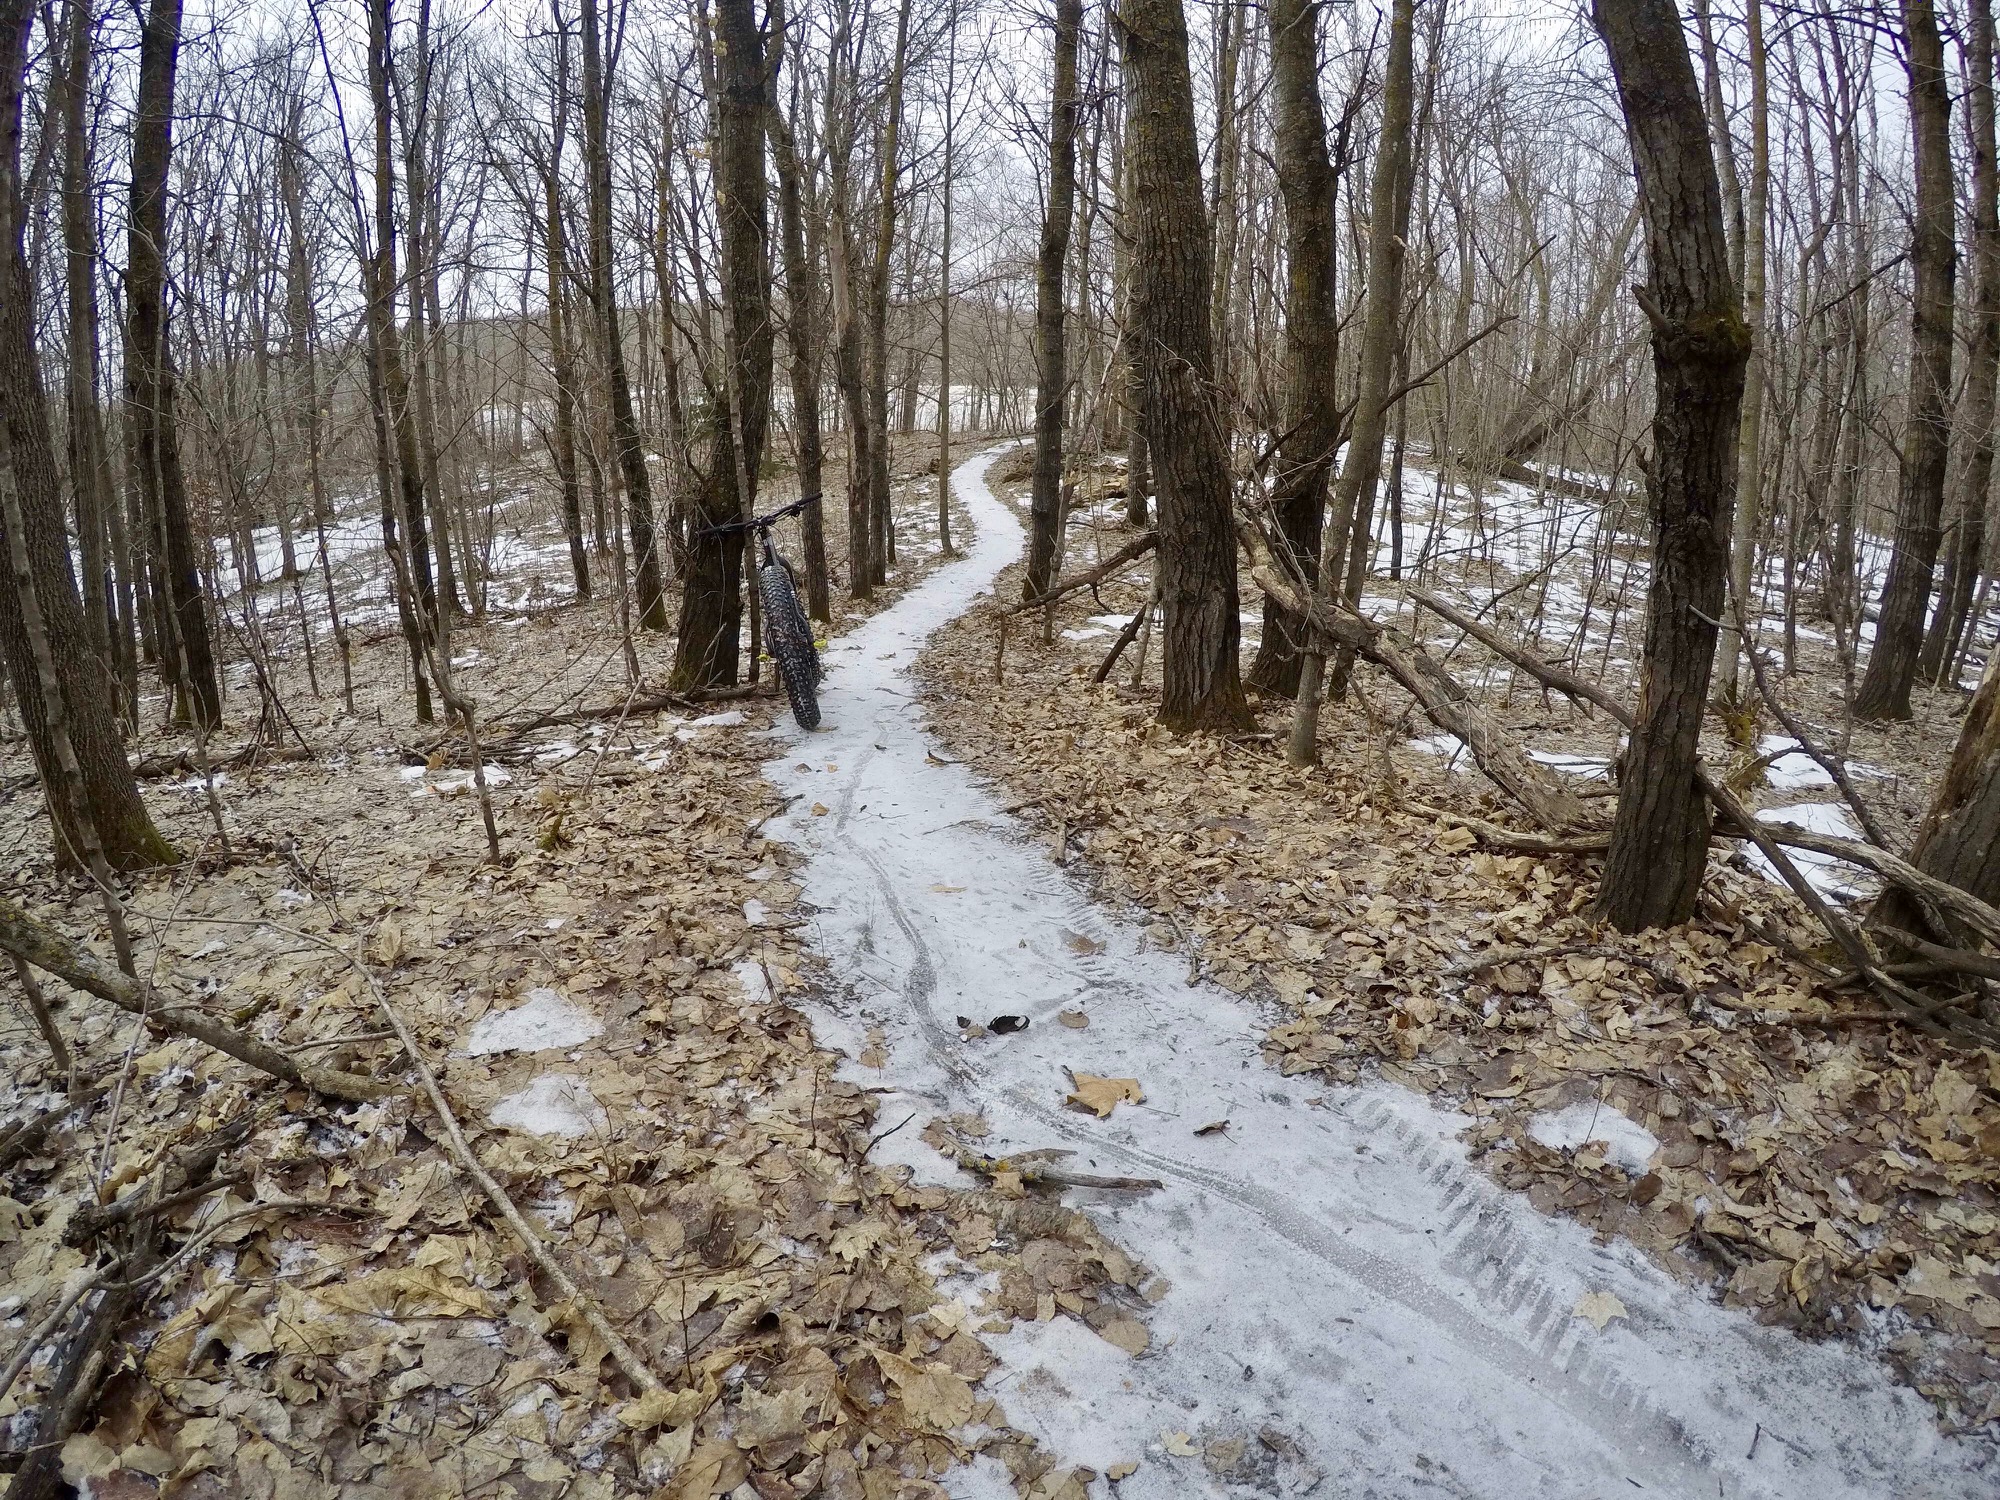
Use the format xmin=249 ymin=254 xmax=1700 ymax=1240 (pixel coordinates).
xmin=759 ymin=559 xmax=821 ymax=730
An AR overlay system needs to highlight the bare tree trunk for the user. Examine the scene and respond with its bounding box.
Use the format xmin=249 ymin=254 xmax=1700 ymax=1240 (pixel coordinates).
xmin=864 ymin=0 xmax=915 ymax=585
xmin=581 ymin=0 xmax=666 ymax=629
xmin=0 ymin=0 xmax=172 ymax=871
xmin=1925 ymin=0 xmax=1998 ymax=687
xmin=541 ymin=25 xmax=589 ymax=602
xmin=1288 ymin=0 xmax=1413 ymax=762
xmin=1246 ymin=0 xmax=1337 ymax=698
xmin=1590 ymin=0 xmax=1751 ymax=931
xmin=1023 ymin=0 xmax=1082 ymax=602
xmin=1856 ymin=0 xmax=1957 ymax=720
xmin=1111 ymin=66 xmax=1149 ymax=529
xmin=53 ymin=0 xmax=116 ymax=690
xmin=671 ymin=0 xmax=772 ymax=691
xmin=1720 ymin=0 xmax=1768 ymax=698
xmin=364 ymin=0 xmax=436 ymax=724
xmin=935 ymin=0 xmax=960 ymax=557
xmin=125 ymin=0 xmax=220 ymax=729
xmin=279 ymin=122 xmax=353 ymax=712
xmin=768 ymin=0 xmax=832 ymax=618
xmin=1121 ymin=0 xmax=1254 ymax=734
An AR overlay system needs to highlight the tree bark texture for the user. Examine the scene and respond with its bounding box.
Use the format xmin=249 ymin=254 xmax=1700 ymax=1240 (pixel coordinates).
xmin=1592 ymin=0 xmax=1751 ymax=932
xmin=1247 ymin=0 xmax=1338 ymax=698
xmin=1121 ymin=0 xmax=1254 ymax=734
xmin=125 ymin=0 xmax=220 ymax=728
xmin=581 ymin=0 xmax=667 ymax=629
xmin=1023 ymin=0 xmax=1082 ymax=603
xmin=1922 ymin=0 xmax=1997 ymax=686
xmin=1855 ymin=0 xmax=1957 ymax=720
xmin=672 ymin=0 xmax=773 ymax=690
xmin=0 ymin=0 xmax=171 ymax=870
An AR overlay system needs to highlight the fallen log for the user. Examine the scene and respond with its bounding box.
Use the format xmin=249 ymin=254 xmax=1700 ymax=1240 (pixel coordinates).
xmin=129 ymin=743 xmax=312 ymax=779
xmin=1237 ymin=516 xmax=1590 ymax=831
xmin=0 ymin=897 xmax=392 ymax=1104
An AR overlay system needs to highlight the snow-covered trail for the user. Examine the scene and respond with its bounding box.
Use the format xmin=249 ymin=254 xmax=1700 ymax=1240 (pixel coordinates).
xmin=763 ymin=444 xmax=1995 ymax=1499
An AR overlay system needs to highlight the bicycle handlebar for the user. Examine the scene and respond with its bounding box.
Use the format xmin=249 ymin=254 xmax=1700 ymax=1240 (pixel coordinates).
xmin=692 ymin=492 xmax=821 ymax=541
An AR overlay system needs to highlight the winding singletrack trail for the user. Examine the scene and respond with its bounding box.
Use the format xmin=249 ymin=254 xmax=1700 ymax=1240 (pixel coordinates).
xmin=764 ymin=443 xmax=1996 ymax=1499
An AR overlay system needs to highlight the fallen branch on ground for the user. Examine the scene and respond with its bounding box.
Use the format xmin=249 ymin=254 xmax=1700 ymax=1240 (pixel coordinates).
xmin=1238 ymin=514 xmax=1590 ymax=831
xmin=0 ymin=897 xmax=390 ymax=1104
xmin=1404 ymin=589 xmax=2000 ymax=1047
xmin=1004 ymin=531 xmax=1157 ymax=615
xmin=130 ymin=744 xmax=312 ymax=779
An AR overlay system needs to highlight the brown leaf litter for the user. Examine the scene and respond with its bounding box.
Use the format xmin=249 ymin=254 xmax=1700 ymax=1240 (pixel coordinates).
xmin=0 ymin=436 xmax=1153 ymax=1498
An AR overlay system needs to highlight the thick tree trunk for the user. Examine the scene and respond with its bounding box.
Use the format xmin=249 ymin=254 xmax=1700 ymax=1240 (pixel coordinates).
xmin=1855 ymin=0 xmax=1957 ymax=720
xmin=0 ymin=0 xmax=172 ymax=871
xmin=1923 ymin=0 xmax=1998 ymax=688
xmin=1121 ymin=0 xmax=1254 ymax=734
xmin=581 ymin=0 xmax=666 ymax=629
xmin=1023 ymin=0 xmax=1082 ymax=602
xmin=1591 ymin=0 xmax=1751 ymax=932
xmin=671 ymin=0 xmax=772 ymax=691
xmin=1287 ymin=0 xmax=1413 ymax=761
xmin=125 ymin=0 xmax=220 ymax=729
xmin=1247 ymin=0 xmax=1337 ymax=698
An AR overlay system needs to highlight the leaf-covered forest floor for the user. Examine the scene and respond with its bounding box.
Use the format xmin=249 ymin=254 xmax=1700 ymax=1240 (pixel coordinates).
xmin=0 ymin=436 xmax=1134 ymax=1499
xmin=916 ymin=447 xmax=2000 ymax=1436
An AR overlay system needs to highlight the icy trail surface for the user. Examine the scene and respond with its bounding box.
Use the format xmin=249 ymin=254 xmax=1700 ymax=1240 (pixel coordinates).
xmin=764 ymin=445 xmax=1996 ymax=1499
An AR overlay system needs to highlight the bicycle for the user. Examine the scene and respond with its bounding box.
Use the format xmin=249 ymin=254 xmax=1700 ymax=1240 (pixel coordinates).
xmin=704 ymin=493 xmax=824 ymax=730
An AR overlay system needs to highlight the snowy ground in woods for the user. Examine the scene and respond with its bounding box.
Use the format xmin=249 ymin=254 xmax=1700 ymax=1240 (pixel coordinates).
xmin=758 ymin=443 xmax=1997 ymax=1499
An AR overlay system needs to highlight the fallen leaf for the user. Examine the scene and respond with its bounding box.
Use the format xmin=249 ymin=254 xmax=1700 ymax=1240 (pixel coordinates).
xmin=1107 ymin=1461 xmax=1139 ymax=1481
xmin=1194 ymin=1119 xmax=1230 ymax=1137
xmin=618 ymin=1383 xmax=715 ymax=1431
xmin=1097 ymin=1317 xmax=1149 ymax=1355
xmin=931 ymin=883 xmax=966 ymax=893
xmin=876 ymin=1350 xmax=974 ymax=1430
xmin=1057 ymin=1009 xmax=1089 ymax=1028
xmin=811 ymin=802 xmax=829 ymax=816
xmin=1064 ymin=930 xmax=1105 ymax=956
xmin=1067 ymin=1073 xmax=1144 ymax=1118
xmin=1572 ymin=1290 xmax=1628 ymax=1330
xmin=1163 ymin=1431 xmax=1199 ymax=1457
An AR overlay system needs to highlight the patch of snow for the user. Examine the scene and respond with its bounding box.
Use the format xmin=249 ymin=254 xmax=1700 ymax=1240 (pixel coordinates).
xmin=465 ymin=988 xmax=601 ymax=1056
xmin=1527 ymin=749 xmax=1612 ymax=779
xmin=744 ymin=898 xmax=768 ymax=927
xmin=1744 ymin=802 xmax=1874 ymax=902
xmin=733 ymin=957 xmax=772 ymax=1005
xmin=490 ymin=1075 xmax=605 ymax=1138
xmin=1410 ymin=731 xmax=1468 ymax=769
xmin=1529 ymin=1101 xmax=1660 ymax=1175
xmin=675 ymin=710 xmax=746 ymax=741
xmin=1758 ymin=735 xmax=1889 ymax=790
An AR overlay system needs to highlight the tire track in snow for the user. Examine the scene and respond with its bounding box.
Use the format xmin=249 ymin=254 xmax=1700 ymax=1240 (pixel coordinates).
xmin=765 ymin=442 xmax=1996 ymax=1499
